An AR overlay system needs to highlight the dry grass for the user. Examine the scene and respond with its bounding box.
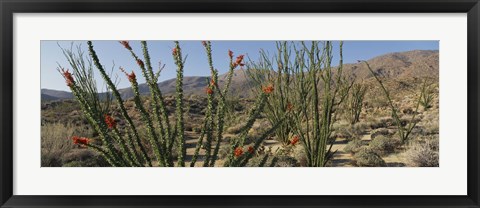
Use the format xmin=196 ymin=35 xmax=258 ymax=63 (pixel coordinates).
xmin=41 ymin=123 xmax=76 ymax=167
xmin=405 ymin=136 xmax=439 ymax=167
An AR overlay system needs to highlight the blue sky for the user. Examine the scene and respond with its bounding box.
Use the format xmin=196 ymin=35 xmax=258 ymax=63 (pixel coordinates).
xmin=41 ymin=40 xmax=439 ymax=92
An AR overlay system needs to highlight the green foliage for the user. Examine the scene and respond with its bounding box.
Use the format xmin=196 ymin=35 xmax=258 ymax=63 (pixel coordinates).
xmin=247 ymin=41 xmax=351 ymax=166
xmin=246 ymin=42 xmax=296 ymax=146
xmin=59 ymin=41 xmax=284 ymax=167
xmin=347 ymin=82 xmax=367 ymax=124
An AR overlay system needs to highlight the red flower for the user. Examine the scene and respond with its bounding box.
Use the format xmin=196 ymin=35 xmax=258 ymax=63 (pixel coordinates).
xmin=119 ymin=41 xmax=132 ymax=50
xmin=104 ymin=114 xmax=116 ymax=129
xmin=248 ymin=146 xmax=254 ymax=154
xmin=235 ymin=55 xmax=245 ymax=66
xmin=232 ymin=54 xmax=245 ymax=68
xmin=290 ymin=135 xmax=300 ymax=146
xmin=72 ymin=136 xmax=90 ymax=146
xmin=120 ymin=67 xmax=136 ymax=82
xmin=136 ymin=59 xmax=144 ymax=68
xmin=286 ymin=103 xmax=293 ymax=111
xmin=228 ymin=50 xmax=234 ymax=59
xmin=262 ymin=84 xmax=274 ymax=94
xmin=234 ymin=147 xmax=243 ymax=157
xmin=202 ymin=41 xmax=208 ymax=47
xmin=61 ymin=68 xmax=74 ymax=87
xmin=172 ymin=47 xmax=178 ymax=56
xmin=210 ymin=77 xmax=216 ymax=86
xmin=128 ymin=72 xmax=136 ymax=82
xmin=205 ymin=87 xmax=213 ymax=95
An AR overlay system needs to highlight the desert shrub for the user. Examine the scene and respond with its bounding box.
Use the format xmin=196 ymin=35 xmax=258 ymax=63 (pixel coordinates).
xmin=226 ymin=123 xmax=244 ymax=134
xmin=370 ymin=128 xmax=392 ymax=139
xmin=353 ymin=147 xmax=386 ymax=167
xmin=366 ymin=117 xmax=390 ymax=129
xmin=62 ymin=150 xmax=109 ymax=167
xmin=192 ymin=126 xmax=202 ymax=133
xmin=217 ymin=145 xmax=231 ymax=160
xmin=293 ymin=147 xmax=308 ymax=167
xmin=405 ymin=137 xmax=439 ymax=167
xmin=41 ymin=123 xmax=76 ymax=167
xmin=334 ymin=122 xmax=366 ymax=140
xmin=420 ymin=119 xmax=439 ymax=135
xmin=343 ymin=139 xmax=365 ymax=155
xmin=369 ymin=135 xmax=401 ymax=156
xmin=273 ymin=155 xmax=298 ymax=167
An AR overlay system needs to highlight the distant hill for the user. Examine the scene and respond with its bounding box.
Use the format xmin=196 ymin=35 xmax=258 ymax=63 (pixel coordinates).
xmin=41 ymin=50 xmax=439 ymax=101
xmin=41 ymin=89 xmax=74 ymax=101
xmin=342 ymin=50 xmax=439 ymax=80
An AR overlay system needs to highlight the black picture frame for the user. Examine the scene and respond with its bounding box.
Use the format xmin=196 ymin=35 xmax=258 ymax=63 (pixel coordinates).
xmin=1 ymin=0 xmax=479 ymax=207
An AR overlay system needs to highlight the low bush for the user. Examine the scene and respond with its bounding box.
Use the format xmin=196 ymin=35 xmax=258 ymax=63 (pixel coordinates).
xmin=353 ymin=147 xmax=386 ymax=167
xmin=369 ymin=135 xmax=402 ymax=156
xmin=370 ymin=128 xmax=391 ymax=139
xmin=343 ymin=139 xmax=365 ymax=155
xmin=273 ymin=155 xmax=299 ymax=167
xmin=405 ymin=138 xmax=439 ymax=167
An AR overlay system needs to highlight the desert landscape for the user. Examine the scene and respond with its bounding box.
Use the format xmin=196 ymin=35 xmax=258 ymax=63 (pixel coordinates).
xmin=41 ymin=41 xmax=439 ymax=167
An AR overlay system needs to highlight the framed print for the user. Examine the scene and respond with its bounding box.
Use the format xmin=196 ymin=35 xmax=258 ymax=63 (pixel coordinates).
xmin=1 ymin=0 xmax=479 ymax=207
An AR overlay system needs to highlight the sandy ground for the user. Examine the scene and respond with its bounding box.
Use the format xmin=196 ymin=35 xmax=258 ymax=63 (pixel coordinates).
xmin=183 ymin=128 xmax=405 ymax=167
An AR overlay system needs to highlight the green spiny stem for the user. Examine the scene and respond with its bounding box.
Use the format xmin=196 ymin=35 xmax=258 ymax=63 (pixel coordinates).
xmin=112 ymin=128 xmax=139 ymax=167
xmin=59 ymin=71 xmax=124 ymax=166
xmin=238 ymin=93 xmax=268 ymax=147
xmin=87 ymin=41 xmax=152 ymax=167
xmin=201 ymin=41 xmax=218 ymax=167
xmin=224 ymin=92 xmax=268 ymax=166
xmin=68 ymin=83 xmax=125 ymax=166
xmin=419 ymin=79 xmax=434 ymax=110
xmin=125 ymin=128 xmax=144 ymax=166
xmin=85 ymin=143 xmax=118 ymax=167
xmin=363 ymin=60 xmax=422 ymax=143
xmin=124 ymin=42 xmax=171 ymax=144
xmin=189 ymin=122 xmax=207 ymax=167
xmin=238 ymin=115 xmax=287 ymax=167
xmin=202 ymin=87 xmax=216 ymax=167
xmin=189 ymin=78 xmax=215 ymax=167
xmin=245 ymin=43 xmax=293 ymax=146
xmin=173 ymin=41 xmax=186 ymax=167
xmin=209 ymin=47 xmax=237 ymax=167
xmin=130 ymin=78 xmax=166 ymax=166
xmin=134 ymin=41 xmax=171 ymax=166
xmin=348 ymin=82 xmax=367 ymax=125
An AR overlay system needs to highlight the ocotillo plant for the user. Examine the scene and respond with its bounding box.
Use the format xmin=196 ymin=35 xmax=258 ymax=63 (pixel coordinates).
xmin=347 ymin=82 xmax=368 ymax=124
xmin=291 ymin=41 xmax=351 ymax=167
xmin=419 ymin=78 xmax=435 ymax=110
xmin=246 ymin=41 xmax=294 ymax=145
xmin=248 ymin=41 xmax=351 ymax=167
xmin=60 ymin=40 xmax=284 ymax=167
xmin=361 ymin=60 xmax=423 ymax=143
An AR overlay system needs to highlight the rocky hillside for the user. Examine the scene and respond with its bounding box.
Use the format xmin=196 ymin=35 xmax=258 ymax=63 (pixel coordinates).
xmin=41 ymin=50 xmax=438 ymax=101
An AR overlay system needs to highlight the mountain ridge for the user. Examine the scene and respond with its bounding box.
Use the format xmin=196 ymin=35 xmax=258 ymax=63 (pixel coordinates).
xmin=42 ymin=50 xmax=439 ymax=101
